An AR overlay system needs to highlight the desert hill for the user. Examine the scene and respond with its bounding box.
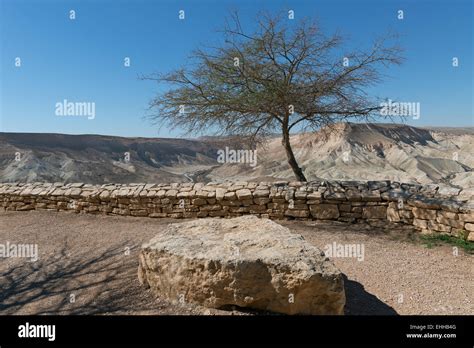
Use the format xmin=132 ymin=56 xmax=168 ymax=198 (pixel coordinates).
xmin=0 ymin=133 xmax=219 ymax=183
xmin=1 ymin=123 xmax=472 ymax=187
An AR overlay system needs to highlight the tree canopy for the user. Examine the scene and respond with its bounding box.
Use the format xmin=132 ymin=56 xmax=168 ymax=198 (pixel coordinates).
xmin=144 ymin=12 xmax=403 ymax=181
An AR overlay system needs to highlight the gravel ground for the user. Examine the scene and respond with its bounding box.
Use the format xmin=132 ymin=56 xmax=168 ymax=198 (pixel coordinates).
xmin=0 ymin=211 xmax=472 ymax=315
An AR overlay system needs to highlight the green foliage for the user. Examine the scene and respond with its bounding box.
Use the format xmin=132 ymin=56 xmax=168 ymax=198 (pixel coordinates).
xmin=420 ymin=234 xmax=474 ymax=254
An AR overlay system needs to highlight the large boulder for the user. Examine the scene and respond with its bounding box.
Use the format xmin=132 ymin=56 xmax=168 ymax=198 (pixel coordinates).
xmin=138 ymin=216 xmax=345 ymax=315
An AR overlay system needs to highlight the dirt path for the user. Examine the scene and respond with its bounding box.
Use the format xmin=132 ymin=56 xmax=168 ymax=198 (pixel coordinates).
xmin=0 ymin=211 xmax=472 ymax=315
xmin=281 ymin=221 xmax=473 ymax=315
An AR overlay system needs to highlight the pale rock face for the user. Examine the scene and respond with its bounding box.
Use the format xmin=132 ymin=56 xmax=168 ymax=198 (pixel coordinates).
xmin=387 ymin=205 xmax=400 ymax=222
xmin=235 ymin=188 xmax=252 ymax=200
xmin=437 ymin=185 xmax=461 ymax=197
xmin=215 ymin=188 xmax=226 ymax=200
xmin=412 ymin=207 xmax=437 ymax=220
xmin=459 ymin=212 xmax=474 ymax=222
xmin=138 ymin=216 xmax=345 ymax=315
xmin=362 ymin=206 xmax=387 ymax=219
xmin=309 ymin=204 xmax=340 ymax=220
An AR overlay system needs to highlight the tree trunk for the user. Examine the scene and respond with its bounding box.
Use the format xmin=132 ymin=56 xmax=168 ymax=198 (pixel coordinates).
xmin=282 ymin=126 xmax=307 ymax=182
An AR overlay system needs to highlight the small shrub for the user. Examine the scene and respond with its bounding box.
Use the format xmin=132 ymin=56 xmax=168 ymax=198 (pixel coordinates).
xmin=420 ymin=234 xmax=474 ymax=254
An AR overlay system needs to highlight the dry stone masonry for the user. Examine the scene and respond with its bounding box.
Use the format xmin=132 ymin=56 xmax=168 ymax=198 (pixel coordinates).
xmin=1 ymin=181 xmax=473 ymax=240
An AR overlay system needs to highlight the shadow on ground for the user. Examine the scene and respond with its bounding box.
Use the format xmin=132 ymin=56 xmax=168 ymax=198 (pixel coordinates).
xmin=1 ymin=242 xmax=396 ymax=315
xmin=0 ymin=242 xmax=156 ymax=315
xmin=343 ymin=275 xmax=397 ymax=315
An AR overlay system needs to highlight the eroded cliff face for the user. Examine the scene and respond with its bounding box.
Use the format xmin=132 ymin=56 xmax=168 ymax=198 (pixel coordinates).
xmin=1 ymin=123 xmax=473 ymax=186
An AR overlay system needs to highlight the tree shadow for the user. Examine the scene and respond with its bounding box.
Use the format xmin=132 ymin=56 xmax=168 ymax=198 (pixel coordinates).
xmin=0 ymin=242 xmax=156 ymax=315
xmin=0 ymin=241 xmax=397 ymax=316
xmin=343 ymin=275 xmax=397 ymax=315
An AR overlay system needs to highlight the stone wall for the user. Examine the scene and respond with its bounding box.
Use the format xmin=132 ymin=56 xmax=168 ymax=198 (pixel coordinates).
xmin=1 ymin=181 xmax=473 ymax=240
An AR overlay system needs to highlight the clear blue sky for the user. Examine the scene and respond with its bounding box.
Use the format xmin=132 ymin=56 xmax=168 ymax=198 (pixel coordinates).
xmin=1 ymin=0 xmax=472 ymax=137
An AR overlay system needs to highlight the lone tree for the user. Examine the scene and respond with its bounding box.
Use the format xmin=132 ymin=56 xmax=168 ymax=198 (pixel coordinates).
xmin=144 ymin=12 xmax=403 ymax=181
